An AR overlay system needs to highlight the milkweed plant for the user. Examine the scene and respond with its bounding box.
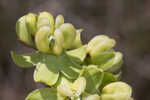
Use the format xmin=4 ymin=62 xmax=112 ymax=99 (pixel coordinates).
xmin=11 ymin=11 xmax=134 ymax=100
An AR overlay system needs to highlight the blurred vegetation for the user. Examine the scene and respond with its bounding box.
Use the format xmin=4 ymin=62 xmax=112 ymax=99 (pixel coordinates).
xmin=0 ymin=0 xmax=150 ymax=100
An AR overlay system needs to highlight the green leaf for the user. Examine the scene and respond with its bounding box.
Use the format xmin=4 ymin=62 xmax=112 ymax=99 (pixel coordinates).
xmin=100 ymin=72 xmax=121 ymax=89
xmin=66 ymin=45 xmax=87 ymax=63
xmin=26 ymin=88 xmax=65 ymax=100
xmin=10 ymin=51 xmax=41 ymax=68
xmin=33 ymin=52 xmax=82 ymax=86
xmin=81 ymin=65 xmax=104 ymax=94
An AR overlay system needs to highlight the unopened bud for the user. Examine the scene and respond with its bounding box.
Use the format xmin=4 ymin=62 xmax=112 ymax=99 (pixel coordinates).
xmin=55 ymin=15 xmax=64 ymax=28
xmin=16 ymin=16 xmax=34 ymax=47
xmin=35 ymin=26 xmax=51 ymax=53
xmin=101 ymin=82 xmax=132 ymax=100
xmin=53 ymin=29 xmax=64 ymax=55
xmin=72 ymin=77 xmax=86 ymax=96
xmin=87 ymin=35 xmax=116 ymax=57
xmin=37 ymin=11 xmax=54 ymax=34
xmin=71 ymin=29 xmax=83 ymax=49
xmin=59 ymin=23 xmax=76 ymax=49
xmin=25 ymin=13 xmax=37 ymax=36
xmin=87 ymin=35 xmax=116 ymax=66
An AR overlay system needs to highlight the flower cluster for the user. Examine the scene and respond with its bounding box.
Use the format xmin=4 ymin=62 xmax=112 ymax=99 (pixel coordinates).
xmin=11 ymin=11 xmax=134 ymax=100
xmin=16 ymin=12 xmax=82 ymax=55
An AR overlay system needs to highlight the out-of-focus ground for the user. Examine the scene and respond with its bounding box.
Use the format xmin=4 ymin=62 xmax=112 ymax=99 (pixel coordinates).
xmin=0 ymin=0 xmax=150 ymax=100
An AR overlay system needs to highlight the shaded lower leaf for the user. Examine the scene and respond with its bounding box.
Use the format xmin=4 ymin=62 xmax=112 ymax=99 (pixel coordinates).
xmin=26 ymin=88 xmax=65 ymax=100
xmin=81 ymin=65 xmax=104 ymax=94
xmin=11 ymin=51 xmax=42 ymax=68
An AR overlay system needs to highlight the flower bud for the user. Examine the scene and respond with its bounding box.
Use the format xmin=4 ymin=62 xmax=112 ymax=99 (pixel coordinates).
xmin=57 ymin=77 xmax=74 ymax=97
xmin=35 ymin=26 xmax=51 ymax=53
xmin=37 ymin=11 xmax=54 ymax=34
xmin=55 ymin=15 xmax=64 ymax=28
xmin=87 ymin=35 xmax=116 ymax=66
xmin=57 ymin=77 xmax=86 ymax=98
xmin=71 ymin=77 xmax=86 ymax=96
xmin=16 ymin=16 xmax=34 ymax=47
xmin=25 ymin=13 xmax=37 ymax=36
xmin=53 ymin=29 xmax=64 ymax=55
xmin=57 ymin=83 xmax=74 ymax=97
xmin=87 ymin=35 xmax=116 ymax=57
xmin=101 ymin=82 xmax=132 ymax=100
xmin=59 ymin=23 xmax=76 ymax=49
xmin=71 ymin=29 xmax=83 ymax=49
xmin=100 ymin=52 xmax=123 ymax=72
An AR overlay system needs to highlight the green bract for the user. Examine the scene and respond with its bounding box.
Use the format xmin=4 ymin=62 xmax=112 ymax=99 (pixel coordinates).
xmin=11 ymin=11 xmax=134 ymax=100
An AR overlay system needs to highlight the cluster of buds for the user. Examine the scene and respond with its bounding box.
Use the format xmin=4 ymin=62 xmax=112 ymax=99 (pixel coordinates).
xmin=13 ymin=11 xmax=134 ymax=100
xmin=16 ymin=12 xmax=82 ymax=55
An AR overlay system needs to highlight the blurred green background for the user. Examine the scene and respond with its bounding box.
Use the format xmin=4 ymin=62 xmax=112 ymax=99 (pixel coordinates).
xmin=0 ymin=0 xmax=150 ymax=100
